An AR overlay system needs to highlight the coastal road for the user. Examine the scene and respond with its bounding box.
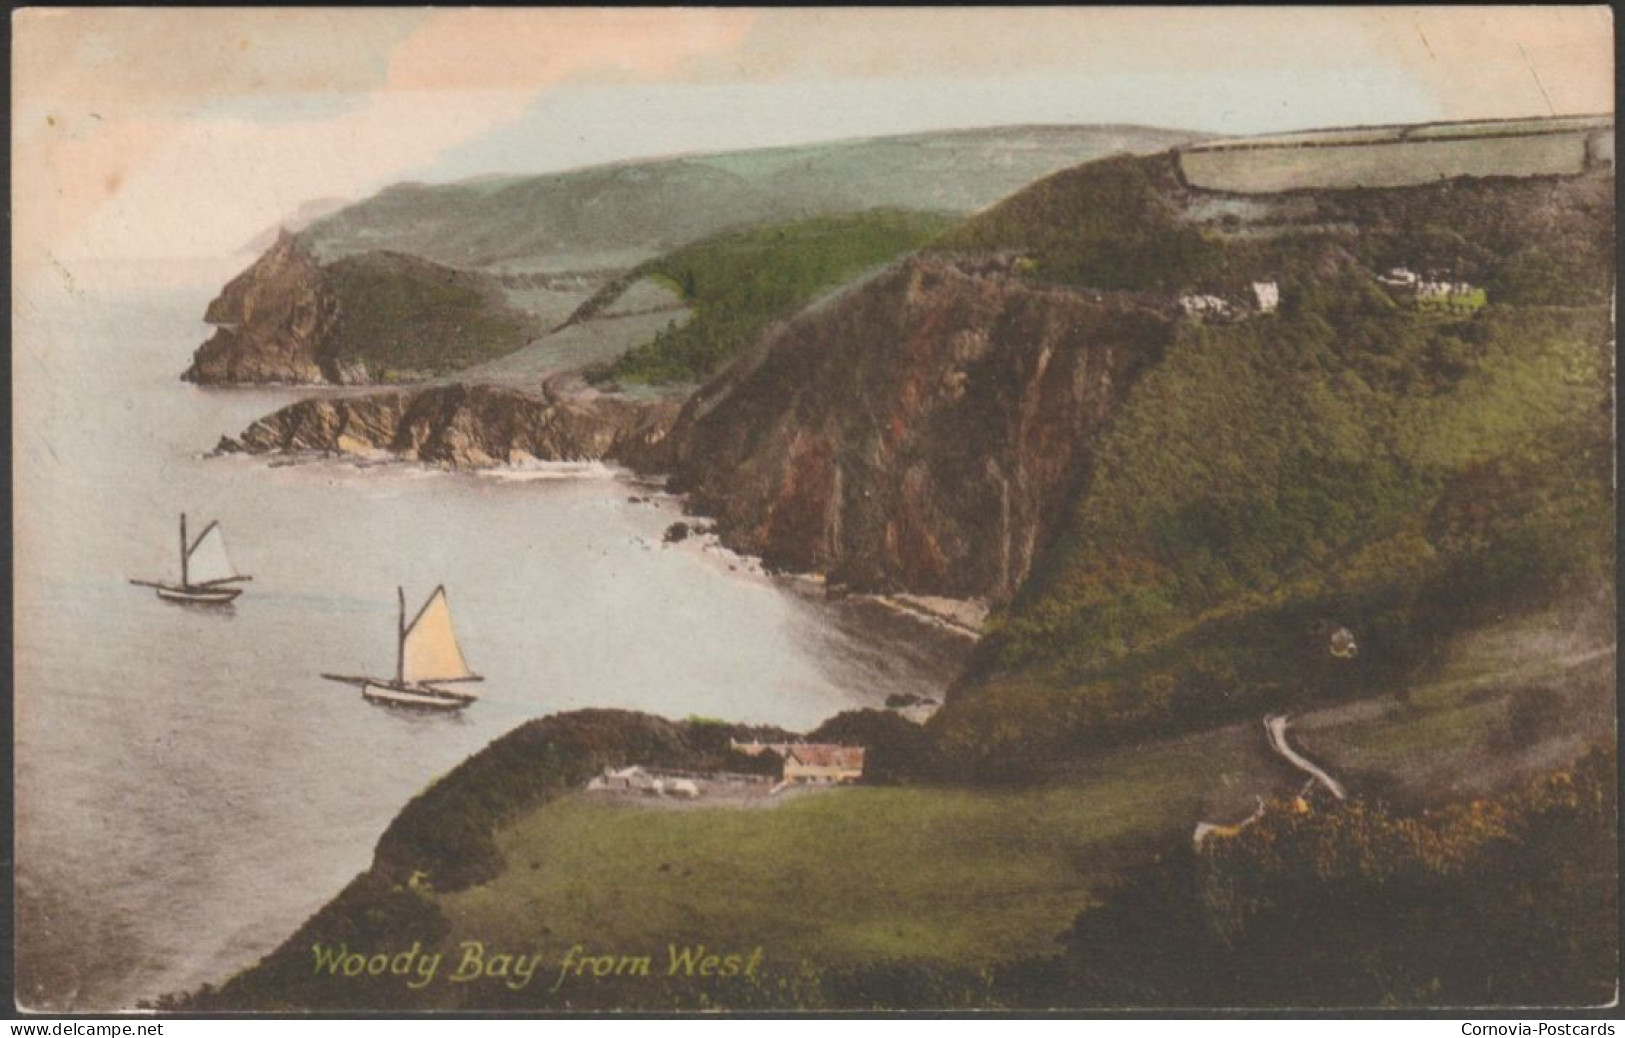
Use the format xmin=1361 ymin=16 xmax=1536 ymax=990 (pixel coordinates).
xmin=1263 ymin=713 xmax=1347 ymax=801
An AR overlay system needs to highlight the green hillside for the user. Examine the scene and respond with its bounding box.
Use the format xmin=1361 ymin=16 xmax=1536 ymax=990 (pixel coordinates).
xmin=298 ymin=126 xmax=1197 ymax=273
xmin=936 ymin=152 xmax=1614 ymax=304
xmin=585 ymin=209 xmax=957 ymax=385
xmin=177 ymin=624 xmax=1614 ymax=1010
xmin=323 ymin=253 xmax=542 ymax=381
xmin=928 ymin=154 xmax=1615 ymax=768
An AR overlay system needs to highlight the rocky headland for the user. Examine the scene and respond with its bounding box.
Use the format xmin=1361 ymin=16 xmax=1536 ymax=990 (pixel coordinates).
xmin=215 ymin=375 xmax=678 ymax=468
xmin=186 ymin=230 xmax=342 ymax=384
xmin=184 ymin=231 xmax=540 ymax=386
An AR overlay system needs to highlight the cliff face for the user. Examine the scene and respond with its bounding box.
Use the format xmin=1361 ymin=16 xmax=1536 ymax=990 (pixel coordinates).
xmin=218 ymin=380 xmax=678 ymax=468
xmin=655 ymin=254 xmax=1176 ymax=601
xmin=186 ymin=230 xmax=343 ymax=384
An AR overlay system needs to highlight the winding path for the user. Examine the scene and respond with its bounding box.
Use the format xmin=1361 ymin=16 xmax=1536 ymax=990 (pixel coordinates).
xmin=1263 ymin=713 xmax=1346 ymax=801
xmin=1192 ymin=796 xmax=1265 ymax=847
xmin=1193 ymin=711 xmax=1350 ymax=847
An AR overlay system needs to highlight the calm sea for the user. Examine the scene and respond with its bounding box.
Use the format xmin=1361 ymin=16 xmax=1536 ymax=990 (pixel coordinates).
xmin=12 ymin=280 xmax=966 ymax=1011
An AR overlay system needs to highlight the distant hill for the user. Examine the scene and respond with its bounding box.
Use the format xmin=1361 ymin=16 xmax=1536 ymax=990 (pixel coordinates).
xmin=237 ymin=196 xmax=353 ymax=256
xmin=297 ymin=125 xmax=1199 ymax=273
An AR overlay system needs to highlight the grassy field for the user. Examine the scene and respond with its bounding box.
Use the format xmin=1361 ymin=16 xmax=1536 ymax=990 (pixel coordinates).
xmin=425 ymin=601 xmax=1613 ymax=993
xmin=429 ymin=728 xmax=1269 ymax=980
xmin=1295 ymin=603 xmax=1616 ymax=804
xmin=438 ymin=770 xmax=1197 ymax=966
xmin=1179 ymin=130 xmax=1593 ymax=193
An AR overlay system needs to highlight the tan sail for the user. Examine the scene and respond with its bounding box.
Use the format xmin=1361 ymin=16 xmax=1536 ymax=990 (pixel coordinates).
xmin=401 ymin=587 xmax=476 ymax=684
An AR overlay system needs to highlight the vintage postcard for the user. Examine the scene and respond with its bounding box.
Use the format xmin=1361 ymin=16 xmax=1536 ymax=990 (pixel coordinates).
xmin=10 ymin=7 xmax=1617 ymax=1014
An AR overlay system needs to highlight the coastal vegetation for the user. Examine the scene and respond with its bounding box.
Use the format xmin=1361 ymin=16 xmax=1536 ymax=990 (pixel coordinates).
xmin=995 ymin=747 xmax=1617 ymax=1008
xmin=589 ymin=210 xmax=956 ymax=384
xmin=370 ymin=711 xmax=794 ymax=892
xmin=933 ymin=302 xmax=1613 ymax=767
xmin=921 ymin=151 xmax=1615 ymax=768
xmin=320 ymin=253 xmax=542 ymax=381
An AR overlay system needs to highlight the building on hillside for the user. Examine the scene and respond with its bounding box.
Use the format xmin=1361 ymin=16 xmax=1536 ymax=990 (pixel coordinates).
xmin=590 ymin=765 xmax=662 ymax=794
xmin=1179 ymin=293 xmax=1234 ymax=320
xmin=1328 ymin=626 xmax=1359 ymax=659
xmin=782 ymin=744 xmax=866 ymax=785
xmin=1251 ymin=280 xmax=1280 ymax=313
xmin=1379 ymin=267 xmax=1484 ymax=313
xmin=1414 ymin=279 xmax=1484 ymax=313
xmin=1415 ymin=279 xmax=1473 ymax=300
xmin=730 ymin=739 xmax=867 ymax=785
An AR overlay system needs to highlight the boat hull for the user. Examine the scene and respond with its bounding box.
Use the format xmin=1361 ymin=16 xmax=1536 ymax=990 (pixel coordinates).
xmin=154 ymin=584 xmax=241 ymax=605
xmin=361 ymin=681 xmax=477 ymax=710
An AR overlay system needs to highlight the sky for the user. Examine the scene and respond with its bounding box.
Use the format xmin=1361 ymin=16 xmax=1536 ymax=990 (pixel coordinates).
xmin=11 ymin=6 xmax=1615 ymax=291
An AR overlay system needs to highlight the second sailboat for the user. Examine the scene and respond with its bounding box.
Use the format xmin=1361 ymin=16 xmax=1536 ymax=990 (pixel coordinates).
xmin=323 ymin=586 xmax=484 ymax=710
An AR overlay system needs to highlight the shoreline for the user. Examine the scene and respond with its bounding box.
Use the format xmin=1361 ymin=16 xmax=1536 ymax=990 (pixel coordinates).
xmin=217 ymin=442 xmax=992 ymax=644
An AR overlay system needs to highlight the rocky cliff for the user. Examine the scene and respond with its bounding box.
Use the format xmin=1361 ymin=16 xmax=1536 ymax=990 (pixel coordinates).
xmin=217 ymin=377 xmax=678 ymax=468
xmin=186 ymin=230 xmax=343 ymax=384
xmin=185 ymin=233 xmax=539 ymax=385
xmin=651 ymin=254 xmax=1177 ymax=601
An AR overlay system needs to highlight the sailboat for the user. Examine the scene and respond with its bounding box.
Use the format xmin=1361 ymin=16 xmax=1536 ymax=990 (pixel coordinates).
xmin=129 ymin=513 xmax=252 ymax=604
xmin=322 ymin=586 xmax=484 ymax=710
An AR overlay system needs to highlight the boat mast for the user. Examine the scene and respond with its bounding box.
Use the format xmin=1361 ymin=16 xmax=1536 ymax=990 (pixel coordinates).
xmin=180 ymin=513 xmax=189 ymax=587
xmin=396 ymin=586 xmax=406 ymax=686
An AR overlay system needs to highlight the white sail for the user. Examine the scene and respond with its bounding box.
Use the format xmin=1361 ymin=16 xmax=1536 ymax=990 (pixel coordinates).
xmin=186 ymin=523 xmax=239 ymax=586
xmin=401 ymin=587 xmax=476 ymax=684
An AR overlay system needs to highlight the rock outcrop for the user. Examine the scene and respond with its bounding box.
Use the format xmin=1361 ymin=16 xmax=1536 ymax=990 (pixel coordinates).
xmin=651 ymin=254 xmax=1177 ymax=601
xmin=217 ymin=377 xmax=678 ymax=468
xmin=186 ymin=230 xmax=342 ymax=384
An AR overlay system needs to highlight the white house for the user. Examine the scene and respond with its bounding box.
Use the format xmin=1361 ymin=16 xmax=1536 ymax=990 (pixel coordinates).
xmin=1251 ymin=281 xmax=1280 ymax=313
xmin=1329 ymin=627 xmax=1359 ymax=659
xmin=1416 ymin=280 xmax=1475 ymax=300
xmin=593 ymin=765 xmax=661 ymax=793
xmin=1179 ymin=294 xmax=1234 ymax=319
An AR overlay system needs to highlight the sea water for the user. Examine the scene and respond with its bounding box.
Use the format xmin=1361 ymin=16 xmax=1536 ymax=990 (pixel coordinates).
xmin=12 ymin=280 xmax=967 ymax=1010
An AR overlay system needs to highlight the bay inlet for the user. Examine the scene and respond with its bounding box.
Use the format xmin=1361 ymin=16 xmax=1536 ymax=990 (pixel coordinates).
xmin=12 ymin=281 xmax=967 ymax=1011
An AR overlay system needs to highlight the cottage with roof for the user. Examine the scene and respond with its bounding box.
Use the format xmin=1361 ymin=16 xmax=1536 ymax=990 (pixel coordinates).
xmin=781 ymin=744 xmax=866 ymax=785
